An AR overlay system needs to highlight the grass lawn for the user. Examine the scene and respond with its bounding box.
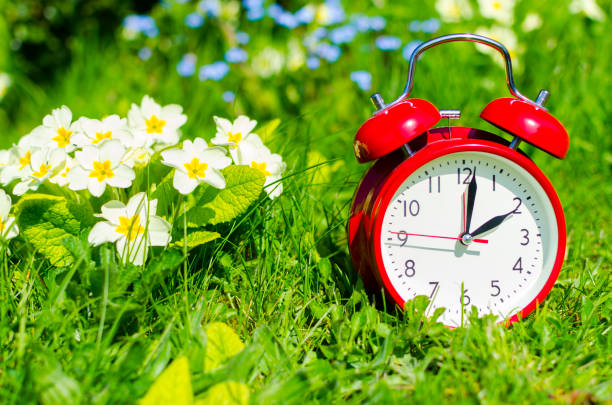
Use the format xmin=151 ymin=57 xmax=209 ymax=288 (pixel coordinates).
xmin=0 ymin=1 xmax=610 ymax=403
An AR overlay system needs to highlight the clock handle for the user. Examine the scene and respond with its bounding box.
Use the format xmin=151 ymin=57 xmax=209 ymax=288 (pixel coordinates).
xmin=376 ymin=33 xmax=549 ymax=111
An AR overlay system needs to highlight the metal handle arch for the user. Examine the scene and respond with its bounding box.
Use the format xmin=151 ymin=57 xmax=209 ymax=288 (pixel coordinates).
xmin=375 ymin=33 xmax=548 ymax=111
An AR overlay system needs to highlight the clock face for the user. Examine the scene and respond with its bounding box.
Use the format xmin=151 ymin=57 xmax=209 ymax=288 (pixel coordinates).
xmin=379 ymin=150 xmax=560 ymax=326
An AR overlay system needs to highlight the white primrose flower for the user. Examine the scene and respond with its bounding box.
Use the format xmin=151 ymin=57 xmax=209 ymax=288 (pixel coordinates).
xmin=49 ymin=155 xmax=76 ymax=187
xmin=236 ymin=141 xmax=286 ymax=199
xmin=33 ymin=106 xmax=78 ymax=152
xmin=211 ymin=115 xmax=262 ymax=162
xmin=0 ymin=131 xmax=42 ymax=185
xmin=88 ymin=192 xmax=171 ymax=266
xmin=0 ymin=189 xmax=18 ymax=241
xmin=121 ymin=146 xmax=154 ymax=169
xmin=72 ymin=115 xmax=133 ymax=148
xmin=477 ymin=0 xmax=516 ymax=25
xmin=435 ymin=0 xmax=474 ymax=22
xmin=67 ymin=140 xmax=135 ymax=197
xmin=127 ymin=95 xmax=187 ymax=149
xmin=13 ymin=148 xmax=67 ymax=195
xmin=161 ymin=138 xmax=232 ymax=194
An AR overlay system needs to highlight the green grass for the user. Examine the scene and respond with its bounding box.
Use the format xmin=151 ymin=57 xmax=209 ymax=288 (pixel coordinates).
xmin=0 ymin=1 xmax=611 ymax=403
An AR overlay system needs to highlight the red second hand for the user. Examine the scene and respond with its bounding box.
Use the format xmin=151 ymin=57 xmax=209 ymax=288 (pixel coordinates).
xmin=390 ymin=231 xmax=488 ymax=244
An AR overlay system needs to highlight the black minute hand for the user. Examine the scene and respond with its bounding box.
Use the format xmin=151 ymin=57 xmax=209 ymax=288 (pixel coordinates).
xmin=464 ymin=167 xmax=477 ymax=233
xmin=471 ymin=210 xmax=515 ymax=238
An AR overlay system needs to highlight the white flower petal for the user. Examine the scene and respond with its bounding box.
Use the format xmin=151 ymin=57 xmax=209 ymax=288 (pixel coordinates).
xmin=100 ymin=140 xmax=125 ymax=168
xmin=116 ymin=234 xmax=148 ymax=266
xmin=88 ymin=221 xmax=122 ymax=246
xmin=0 ymin=189 xmax=11 ymax=220
xmin=173 ymin=170 xmax=198 ymax=194
xmin=3 ymin=216 xmax=18 ymax=240
xmin=99 ymin=200 xmax=127 ymax=224
xmin=106 ymin=165 xmax=135 ymax=188
xmin=126 ymin=192 xmax=149 ymax=217
xmin=202 ymin=168 xmax=226 ymax=189
xmin=88 ymin=177 xmax=107 ymax=197
xmin=148 ymin=217 xmax=171 ymax=246
xmin=75 ymin=146 xmax=98 ymax=169
xmin=66 ymin=166 xmax=89 ymax=191
xmin=161 ymin=148 xmax=187 ymax=170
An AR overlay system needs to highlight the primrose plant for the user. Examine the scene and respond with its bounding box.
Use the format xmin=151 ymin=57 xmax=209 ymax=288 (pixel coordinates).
xmin=0 ymin=96 xmax=285 ymax=266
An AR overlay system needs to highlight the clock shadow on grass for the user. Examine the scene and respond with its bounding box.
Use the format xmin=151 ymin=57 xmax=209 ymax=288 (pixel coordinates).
xmin=386 ymin=242 xmax=481 ymax=256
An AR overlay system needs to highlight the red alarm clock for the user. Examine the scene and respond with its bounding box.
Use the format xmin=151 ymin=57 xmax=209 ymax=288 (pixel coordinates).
xmin=348 ymin=34 xmax=569 ymax=327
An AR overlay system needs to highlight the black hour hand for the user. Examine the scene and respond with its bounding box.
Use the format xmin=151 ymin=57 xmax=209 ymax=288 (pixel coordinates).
xmin=471 ymin=210 xmax=514 ymax=238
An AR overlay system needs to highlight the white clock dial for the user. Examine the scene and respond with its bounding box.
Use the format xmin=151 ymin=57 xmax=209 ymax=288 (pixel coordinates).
xmin=379 ymin=151 xmax=559 ymax=326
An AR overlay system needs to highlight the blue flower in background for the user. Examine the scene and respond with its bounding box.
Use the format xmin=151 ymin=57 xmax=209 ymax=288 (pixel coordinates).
xmin=324 ymin=0 xmax=346 ymax=25
xmin=368 ymin=16 xmax=386 ymax=31
xmin=402 ymin=40 xmax=423 ymax=60
xmin=409 ymin=20 xmax=421 ymax=32
xmin=199 ymin=61 xmax=229 ymax=81
xmin=312 ymin=27 xmax=328 ymax=41
xmin=185 ymin=12 xmax=205 ymax=28
xmin=295 ymin=6 xmax=315 ymax=24
xmin=138 ymin=47 xmax=152 ymax=61
xmin=350 ymin=70 xmax=372 ymax=91
xmin=198 ymin=0 xmax=220 ymax=17
xmin=268 ymin=4 xmax=284 ymax=19
xmin=376 ymin=35 xmax=402 ymax=51
xmin=421 ymin=18 xmax=441 ymax=33
xmin=306 ymin=56 xmax=321 ymax=70
xmin=236 ymin=31 xmax=250 ymax=45
xmin=123 ymin=15 xmax=159 ymax=38
xmin=225 ymin=47 xmax=248 ymax=63
xmin=177 ymin=53 xmax=197 ymax=77
xmin=303 ymin=28 xmax=327 ymax=48
xmin=242 ymin=0 xmax=263 ymax=9
xmin=315 ymin=43 xmax=341 ymax=63
xmin=352 ymin=14 xmax=370 ymax=32
xmin=222 ymin=91 xmax=236 ymax=103
xmin=330 ymin=25 xmax=357 ymax=44
xmin=275 ymin=11 xmax=299 ymax=29
xmin=247 ymin=7 xmax=265 ymax=21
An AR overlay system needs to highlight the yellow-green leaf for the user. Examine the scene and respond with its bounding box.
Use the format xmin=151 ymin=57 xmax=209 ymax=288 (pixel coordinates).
xmin=170 ymin=231 xmax=220 ymax=250
xmin=205 ymin=322 xmax=245 ymax=371
xmin=140 ymin=357 xmax=193 ymax=405
xmin=195 ymin=382 xmax=249 ymax=405
xmin=15 ymin=194 xmax=95 ymax=266
xmin=188 ymin=166 xmax=265 ymax=226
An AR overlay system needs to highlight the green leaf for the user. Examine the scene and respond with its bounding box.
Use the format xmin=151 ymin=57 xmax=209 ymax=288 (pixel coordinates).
xmin=140 ymin=357 xmax=193 ymax=405
xmin=257 ymin=118 xmax=280 ymax=144
xmin=195 ymin=382 xmax=249 ymax=405
xmin=15 ymin=194 xmax=95 ymax=266
xmin=187 ymin=166 xmax=265 ymax=226
xmin=170 ymin=231 xmax=220 ymax=250
xmin=205 ymin=322 xmax=245 ymax=371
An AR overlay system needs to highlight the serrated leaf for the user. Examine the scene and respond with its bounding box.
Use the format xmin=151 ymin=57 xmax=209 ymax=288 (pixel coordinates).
xmin=195 ymin=382 xmax=249 ymax=405
xmin=15 ymin=194 xmax=95 ymax=266
xmin=205 ymin=322 xmax=245 ymax=371
xmin=140 ymin=357 xmax=193 ymax=405
xmin=187 ymin=166 xmax=264 ymax=226
xmin=171 ymin=231 xmax=220 ymax=249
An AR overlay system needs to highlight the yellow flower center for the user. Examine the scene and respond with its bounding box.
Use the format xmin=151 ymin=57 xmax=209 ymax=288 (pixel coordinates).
xmin=19 ymin=151 xmax=31 ymax=170
xmin=493 ymin=1 xmax=501 ymax=9
xmin=0 ymin=220 xmax=5 ymax=233
xmin=227 ymin=131 xmax=242 ymax=144
xmin=115 ymin=215 xmax=145 ymax=242
xmin=52 ymin=127 xmax=73 ymax=148
xmin=184 ymin=157 xmax=208 ymax=179
xmin=89 ymin=160 xmax=115 ymax=182
xmin=93 ymin=131 xmax=113 ymax=144
xmin=251 ymin=161 xmax=271 ymax=177
xmin=145 ymin=115 xmax=166 ymax=134
xmin=32 ymin=163 xmax=51 ymax=178
xmin=61 ymin=167 xmax=71 ymax=178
